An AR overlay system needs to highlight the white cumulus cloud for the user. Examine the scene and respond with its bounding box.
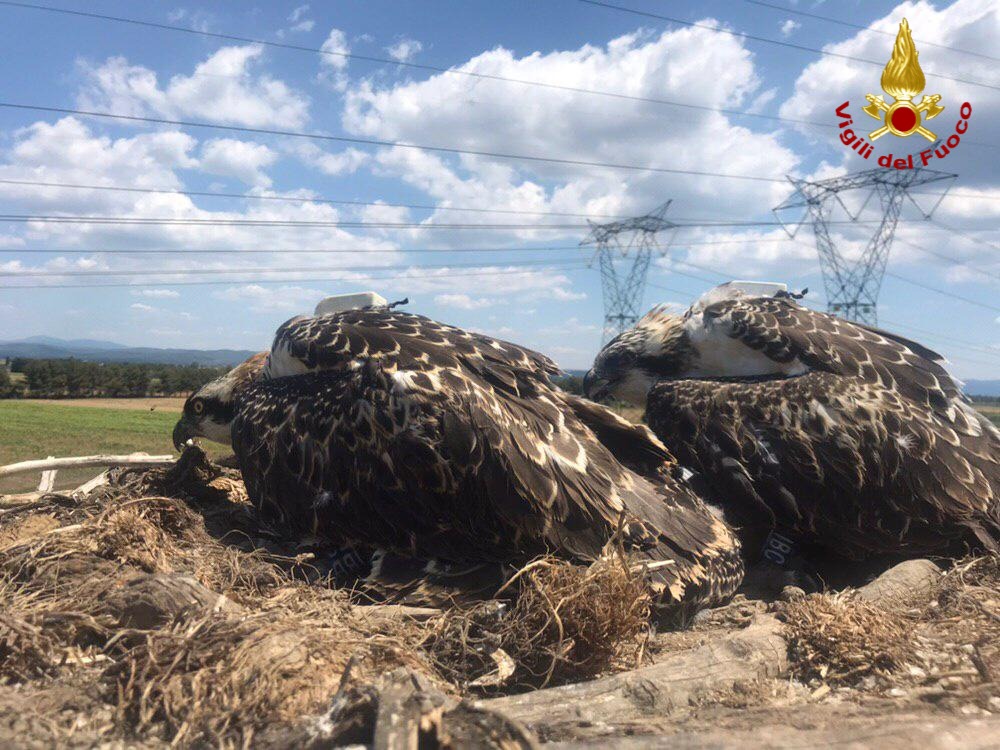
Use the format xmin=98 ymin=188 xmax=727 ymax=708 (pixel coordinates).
xmin=434 ymin=293 xmax=494 ymax=309
xmin=318 ymin=29 xmax=351 ymax=90
xmin=342 ymin=25 xmax=799 ymax=249
xmin=290 ymin=142 xmax=370 ymax=176
xmin=200 ymin=139 xmax=278 ymax=186
xmin=132 ymin=289 xmax=180 ymax=298
xmin=77 ymin=45 xmax=310 ymax=128
xmin=386 ymin=38 xmax=423 ymax=63
xmin=780 ymin=19 xmax=801 ymax=37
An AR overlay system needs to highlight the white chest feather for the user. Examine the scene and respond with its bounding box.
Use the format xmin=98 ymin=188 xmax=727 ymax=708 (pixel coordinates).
xmin=263 ymin=340 xmax=314 ymax=380
xmin=683 ymin=314 xmax=809 ymax=378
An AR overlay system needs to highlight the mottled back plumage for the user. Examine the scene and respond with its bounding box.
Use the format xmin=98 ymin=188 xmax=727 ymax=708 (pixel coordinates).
xmin=588 ymin=291 xmax=1000 ymax=560
xmin=223 ymin=308 xmax=743 ymax=611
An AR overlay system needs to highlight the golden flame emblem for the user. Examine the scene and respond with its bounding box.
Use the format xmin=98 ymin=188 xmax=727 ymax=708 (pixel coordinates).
xmin=862 ymin=19 xmax=943 ymax=141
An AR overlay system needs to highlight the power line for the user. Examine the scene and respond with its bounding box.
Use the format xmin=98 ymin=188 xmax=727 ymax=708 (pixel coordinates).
xmin=883 ymin=271 xmax=1000 ymax=314
xmin=4 ymin=107 xmax=998 ymax=197
xmin=0 ymin=0 xmax=929 ymax=134
xmin=645 ymin=280 xmax=700 ymax=298
xmin=2 ymin=244 xmax=582 ymax=256
xmin=0 ymin=213 xmax=585 ymax=230
xmin=0 ymin=262 xmax=590 ymax=290
xmin=0 ymin=257 xmax=588 ymax=279
xmin=4 ymin=3 xmax=998 ymax=153
xmin=19 ymin=177 xmax=989 ymax=223
xmin=780 ymin=231 xmax=1000 ymax=315
xmin=896 ymin=238 xmax=1000 ymax=283
xmin=0 ymin=178 xmax=629 ymax=221
xmin=0 ymin=102 xmax=794 ymax=183
xmin=878 ymin=318 xmax=1000 ymax=361
xmin=0 ymin=210 xmax=964 ymax=231
xmin=929 ymin=218 xmax=1000 ymax=254
xmin=0 ymin=237 xmax=800 ymax=255
xmin=911 ymin=190 xmax=1000 ymax=202
xmin=741 ymin=0 xmax=1000 ymax=63
xmin=577 ymin=0 xmax=1000 ymax=91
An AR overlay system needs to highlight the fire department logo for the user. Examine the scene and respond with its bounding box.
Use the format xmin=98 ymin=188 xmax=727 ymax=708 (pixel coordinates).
xmin=862 ymin=18 xmax=943 ymax=141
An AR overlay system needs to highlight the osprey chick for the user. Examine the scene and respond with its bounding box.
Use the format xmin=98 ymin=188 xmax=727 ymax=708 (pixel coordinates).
xmin=585 ymin=285 xmax=1000 ymax=560
xmin=174 ymin=307 xmax=743 ymax=613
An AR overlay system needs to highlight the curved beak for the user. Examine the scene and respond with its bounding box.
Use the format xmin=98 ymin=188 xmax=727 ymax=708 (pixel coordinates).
xmin=172 ymin=418 xmax=194 ymax=451
xmin=583 ymin=368 xmax=611 ymax=401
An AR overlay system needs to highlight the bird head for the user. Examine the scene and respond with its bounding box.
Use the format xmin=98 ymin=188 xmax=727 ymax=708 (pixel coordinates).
xmin=172 ymin=352 xmax=269 ymax=450
xmin=584 ymin=305 xmax=694 ymax=405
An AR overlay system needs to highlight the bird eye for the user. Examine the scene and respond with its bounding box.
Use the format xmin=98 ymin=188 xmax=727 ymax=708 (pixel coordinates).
xmin=192 ymin=399 xmax=205 ymax=415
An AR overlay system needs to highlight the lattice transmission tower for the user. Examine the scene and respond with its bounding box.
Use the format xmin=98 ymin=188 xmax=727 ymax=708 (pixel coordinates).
xmin=773 ymin=168 xmax=955 ymax=325
xmin=582 ymin=201 xmax=676 ymax=342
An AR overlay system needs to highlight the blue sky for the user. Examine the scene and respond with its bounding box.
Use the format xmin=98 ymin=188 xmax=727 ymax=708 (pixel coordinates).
xmin=0 ymin=0 xmax=997 ymax=375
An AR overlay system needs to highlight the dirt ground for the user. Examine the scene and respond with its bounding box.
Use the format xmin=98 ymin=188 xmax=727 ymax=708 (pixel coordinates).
xmin=1 ymin=449 xmax=998 ymax=748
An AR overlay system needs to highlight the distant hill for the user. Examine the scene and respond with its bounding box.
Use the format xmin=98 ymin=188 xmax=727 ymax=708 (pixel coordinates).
xmin=965 ymin=380 xmax=1000 ymax=397
xmin=0 ymin=337 xmax=256 ymax=367
xmin=16 ymin=335 xmax=127 ymax=350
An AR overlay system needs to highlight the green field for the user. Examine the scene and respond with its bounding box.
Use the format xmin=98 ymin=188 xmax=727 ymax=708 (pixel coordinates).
xmin=0 ymin=401 xmax=227 ymax=494
xmin=978 ymin=404 xmax=1000 ymax=427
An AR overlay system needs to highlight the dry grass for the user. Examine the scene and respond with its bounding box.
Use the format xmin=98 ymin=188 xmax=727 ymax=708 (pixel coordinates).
xmin=0 ymin=446 xmax=657 ymax=746
xmin=782 ymin=592 xmax=914 ymax=685
xmin=782 ymin=555 xmax=1000 ymax=695
xmin=107 ymin=608 xmax=417 ymax=746
xmin=426 ymin=556 xmax=652 ymax=691
xmin=8 ymin=443 xmax=994 ymax=744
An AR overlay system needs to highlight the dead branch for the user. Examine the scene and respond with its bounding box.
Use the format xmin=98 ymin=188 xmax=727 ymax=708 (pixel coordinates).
xmin=538 ymin=714 xmax=1000 ymax=749
xmin=479 ymin=614 xmax=787 ymax=731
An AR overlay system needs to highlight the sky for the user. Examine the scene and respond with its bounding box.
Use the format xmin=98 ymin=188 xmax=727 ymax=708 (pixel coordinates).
xmin=0 ymin=0 xmax=997 ymax=376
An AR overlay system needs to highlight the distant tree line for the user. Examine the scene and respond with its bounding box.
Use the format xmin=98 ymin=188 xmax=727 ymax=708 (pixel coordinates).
xmin=0 ymin=358 xmax=228 ymax=398
xmin=969 ymin=394 xmax=1000 ymax=404
xmin=552 ymin=373 xmax=584 ymax=395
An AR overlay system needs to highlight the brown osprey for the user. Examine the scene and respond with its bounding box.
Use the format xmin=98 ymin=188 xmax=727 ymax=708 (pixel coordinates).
xmin=584 ymin=286 xmax=1000 ymax=561
xmin=173 ymin=307 xmax=743 ymax=612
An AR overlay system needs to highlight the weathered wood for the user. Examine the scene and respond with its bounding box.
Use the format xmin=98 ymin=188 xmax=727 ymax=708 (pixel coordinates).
xmin=74 ymin=471 xmax=109 ymax=496
xmin=542 ymin=714 xmax=1000 ymax=749
xmin=101 ymin=572 xmax=241 ymax=629
xmin=297 ymin=667 xmax=538 ymax=750
xmin=1 ymin=471 xmax=107 ymax=506
xmin=353 ymin=604 xmax=442 ymax=621
xmin=0 ymin=491 xmax=48 ymax=505
xmin=373 ymin=668 xmax=435 ymax=750
xmin=0 ymin=453 xmax=174 ymax=478
xmin=370 ymin=668 xmax=539 ymax=750
xmin=856 ymin=559 xmax=941 ymax=604
xmin=480 ymin=615 xmax=787 ymax=731
xmin=36 ymin=456 xmax=56 ymax=492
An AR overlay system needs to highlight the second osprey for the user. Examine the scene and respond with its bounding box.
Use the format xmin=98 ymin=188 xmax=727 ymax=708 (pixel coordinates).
xmin=586 ymin=283 xmax=1000 ymax=562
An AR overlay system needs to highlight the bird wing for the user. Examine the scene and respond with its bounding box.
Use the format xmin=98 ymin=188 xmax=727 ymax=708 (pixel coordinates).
xmin=691 ymin=296 xmax=964 ymax=417
xmin=264 ymin=308 xmax=560 ymax=393
xmin=232 ymin=363 xmax=742 ymax=609
xmin=559 ymin=392 xmax=674 ymax=476
xmin=646 ymin=371 xmax=1000 ymax=558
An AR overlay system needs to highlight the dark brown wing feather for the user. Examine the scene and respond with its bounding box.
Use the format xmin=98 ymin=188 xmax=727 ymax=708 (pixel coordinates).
xmin=560 ymin=392 xmax=674 ymax=476
xmin=232 ymin=358 xmax=742 ymax=611
xmin=267 ymin=308 xmax=560 ymax=393
xmin=647 ymin=372 xmax=1000 ymax=559
xmin=701 ymin=297 xmax=965 ymax=417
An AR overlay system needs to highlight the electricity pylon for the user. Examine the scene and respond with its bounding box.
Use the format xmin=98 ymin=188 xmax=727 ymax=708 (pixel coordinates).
xmin=774 ymin=168 xmax=955 ymax=325
xmin=582 ymin=201 xmax=676 ymax=342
